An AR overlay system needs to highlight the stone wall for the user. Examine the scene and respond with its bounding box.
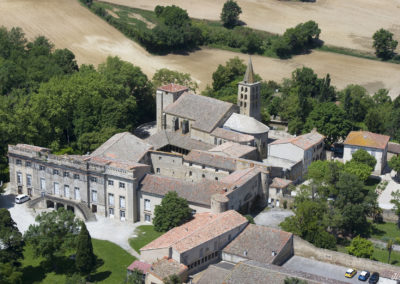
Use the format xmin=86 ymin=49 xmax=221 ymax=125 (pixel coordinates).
xmin=293 ymin=236 xmax=400 ymax=279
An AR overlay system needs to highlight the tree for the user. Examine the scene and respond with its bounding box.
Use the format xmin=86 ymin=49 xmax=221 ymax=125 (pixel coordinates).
xmin=163 ymin=274 xmax=181 ymax=284
xmin=346 ymin=236 xmax=374 ymax=259
xmin=24 ymin=208 xmax=81 ymax=264
xmin=75 ymin=223 xmax=96 ymax=275
xmin=220 ymin=0 xmax=242 ymax=28
xmin=387 ymin=239 xmax=393 ymax=264
xmin=152 ymin=68 xmax=198 ymax=91
xmin=343 ymin=161 xmax=372 ymax=182
xmin=284 ymin=277 xmax=308 ymax=284
xmin=390 ymin=190 xmax=400 ymax=229
xmin=127 ymin=269 xmax=144 ymax=284
xmin=304 ymin=102 xmax=352 ymax=144
xmin=0 ymin=262 xmax=23 ymax=284
xmin=373 ymin=29 xmax=398 ymax=59
xmin=153 ymin=191 xmax=192 ymax=232
xmin=351 ymin=149 xmax=377 ymax=169
xmin=0 ymin=209 xmax=24 ymax=264
xmin=389 ymin=155 xmax=400 ymax=179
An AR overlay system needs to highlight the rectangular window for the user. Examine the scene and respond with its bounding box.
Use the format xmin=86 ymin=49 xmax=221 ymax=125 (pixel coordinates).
xmin=74 ymin=187 xmax=80 ymax=200
xmin=119 ymin=196 xmax=126 ymax=208
xmin=108 ymin=194 xmax=114 ymax=206
xmin=74 ymin=174 xmax=79 ymax=180
xmin=108 ymin=180 xmax=114 ymax=186
xmin=40 ymin=178 xmax=46 ymax=191
xmin=144 ymin=199 xmax=151 ymax=211
xmin=16 ymin=159 xmax=22 ymax=165
xmin=120 ymin=210 xmax=126 ymax=220
xmin=109 ymin=208 xmax=114 ymax=216
xmin=92 ymin=190 xmax=97 ymax=203
xmin=156 ymin=168 xmax=160 ymax=173
xmin=64 ymin=185 xmax=70 ymax=199
xmin=26 ymin=161 xmax=32 ymax=167
xmin=90 ymin=176 xmax=97 ymax=183
xmin=17 ymin=172 xmax=22 ymax=184
xmin=54 ymin=182 xmax=60 ymax=195
xmin=39 ymin=165 xmax=45 ymax=171
xmin=27 ymin=174 xmax=32 ymax=187
xmin=145 ymin=214 xmax=151 ymax=222
xmin=119 ymin=182 xmax=125 ymax=189
xmin=63 ymin=171 xmax=69 ymax=177
xmin=53 ymin=169 xmax=59 ymax=175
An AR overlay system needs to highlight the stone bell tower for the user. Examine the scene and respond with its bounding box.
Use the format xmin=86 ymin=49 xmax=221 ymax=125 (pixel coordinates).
xmin=237 ymin=57 xmax=261 ymax=121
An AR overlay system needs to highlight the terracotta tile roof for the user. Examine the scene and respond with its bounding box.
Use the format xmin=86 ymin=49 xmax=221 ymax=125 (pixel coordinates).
xmin=220 ymin=168 xmax=261 ymax=188
xmin=127 ymin=260 xmax=151 ymax=273
xmin=140 ymin=174 xmax=229 ymax=206
xmin=15 ymin=144 xmax=50 ymax=152
xmin=344 ymin=131 xmax=390 ymax=150
xmin=90 ymin=132 xmax=153 ymax=163
xmin=146 ymin=131 xmax=213 ymax=151
xmin=141 ymin=211 xmax=248 ymax=254
xmin=158 ymin=83 xmax=188 ymax=93
xmin=149 ymin=257 xmax=187 ymax=280
xmin=211 ymin=128 xmax=254 ymax=143
xmin=163 ymin=93 xmax=235 ymax=133
xmin=222 ymin=224 xmax=292 ymax=264
xmin=388 ymin=142 xmax=400 ymax=154
xmin=184 ymin=150 xmax=237 ymax=171
xmin=270 ymin=178 xmax=293 ymax=189
xmin=270 ymin=131 xmax=324 ymax=150
xmin=208 ymin=142 xmax=257 ymax=158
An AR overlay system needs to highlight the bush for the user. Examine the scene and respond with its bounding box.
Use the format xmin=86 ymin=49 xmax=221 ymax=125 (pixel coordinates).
xmin=283 ymin=200 xmax=288 ymax=209
xmin=244 ymin=215 xmax=255 ymax=224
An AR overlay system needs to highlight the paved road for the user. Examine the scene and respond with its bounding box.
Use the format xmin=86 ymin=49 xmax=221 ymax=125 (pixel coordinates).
xmin=284 ymin=256 xmax=366 ymax=284
xmin=254 ymin=207 xmax=294 ymax=228
xmin=0 ymin=187 xmax=142 ymax=257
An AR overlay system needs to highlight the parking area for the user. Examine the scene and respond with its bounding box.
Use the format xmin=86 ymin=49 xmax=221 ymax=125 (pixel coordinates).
xmin=254 ymin=207 xmax=294 ymax=228
xmin=283 ymin=256 xmax=391 ymax=284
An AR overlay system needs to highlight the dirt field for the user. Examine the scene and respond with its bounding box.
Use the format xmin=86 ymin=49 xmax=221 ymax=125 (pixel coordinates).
xmin=1 ymin=0 xmax=400 ymax=98
xmin=107 ymin=0 xmax=400 ymax=53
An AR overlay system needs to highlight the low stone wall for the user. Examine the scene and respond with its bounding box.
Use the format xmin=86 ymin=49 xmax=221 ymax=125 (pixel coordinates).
xmin=293 ymin=236 xmax=400 ymax=280
xmin=381 ymin=209 xmax=398 ymax=223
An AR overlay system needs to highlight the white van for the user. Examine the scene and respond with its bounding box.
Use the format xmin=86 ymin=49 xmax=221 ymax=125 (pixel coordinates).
xmin=15 ymin=194 xmax=30 ymax=204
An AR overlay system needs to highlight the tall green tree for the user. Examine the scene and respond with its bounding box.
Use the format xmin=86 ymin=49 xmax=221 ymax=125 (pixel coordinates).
xmin=389 ymin=155 xmax=400 ymax=179
xmin=373 ymin=29 xmax=398 ymax=59
xmin=0 ymin=209 xmax=24 ymax=264
xmin=127 ymin=269 xmax=144 ymax=284
xmin=220 ymin=0 xmax=242 ymax=28
xmin=390 ymin=190 xmax=400 ymax=229
xmin=153 ymin=191 xmax=192 ymax=232
xmin=351 ymin=149 xmax=377 ymax=169
xmin=346 ymin=236 xmax=374 ymax=259
xmin=163 ymin=274 xmax=181 ymax=284
xmin=343 ymin=161 xmax=372 ymax=182
xmin=75 ymin=223 xmax=96 ymax=275
xmin=152 ymin=68 xmax=198 ymax=91
xmin=24 ymin=208 xmax=81 ymax=264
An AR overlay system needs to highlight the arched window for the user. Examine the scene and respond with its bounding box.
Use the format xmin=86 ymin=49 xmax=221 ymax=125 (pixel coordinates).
xmin=241 ymin=87 xmax=243 ymax=92
xmin=241 ymin=94 xmax=243 ymax=99
xmin=245 ymin=95 xmax=247 ymax=100
xmin=240 ymin=101 xmax=243 ymax=107
xmin=244 ymin=102 xmax=247 ymax=107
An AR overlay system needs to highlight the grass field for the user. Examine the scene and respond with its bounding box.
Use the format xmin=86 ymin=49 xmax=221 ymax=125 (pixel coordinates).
xmin=371 ymin=222 xmax=400 ymax=241
xmin=2 ymin=0 xmax=400 ymax=97
xmin=338 ymin=245 xmax=400 ymax=266
xmin=129 ymin=225 xmax=163 ymax=253
xmin=20 ymin=239 xmax=135 ymax=284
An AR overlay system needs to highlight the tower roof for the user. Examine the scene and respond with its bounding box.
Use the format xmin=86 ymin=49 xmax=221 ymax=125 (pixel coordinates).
xmin=243 ymin=57 xmax=255 ymax=84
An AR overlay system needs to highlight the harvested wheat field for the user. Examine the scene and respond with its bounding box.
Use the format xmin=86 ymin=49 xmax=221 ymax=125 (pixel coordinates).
xmin=1 ymin=0 xmax=400 ymax=97
xmin=108 ymin=0 xmax=400 ymax=53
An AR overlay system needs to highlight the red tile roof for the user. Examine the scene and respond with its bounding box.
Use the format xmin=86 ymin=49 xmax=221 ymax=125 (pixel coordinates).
xmin=270 ymin=178 xmax=293 ymax=189
xmin=141 ymin=211 xmax=247 ymax=254
xmin=344 ymin=131 xmax=390 ymax=150
xmin=208 ymin=142 xmax=256 ymax=158
xmin=184 ymin=150 xmax=237 ymax=171
xmin=127 ymin=260 xmax=151 ymax=273
xmin=149 ymin=257 xmax=188 ymax=280
xmin=158 ymin=83 xmax=189 ymax=93
xmin=270 ymin=131 xmax=324 ymax=150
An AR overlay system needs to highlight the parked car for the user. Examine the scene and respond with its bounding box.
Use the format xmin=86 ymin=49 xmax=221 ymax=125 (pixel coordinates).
xmin=15 ymin=194 xmax=30 ymax=204
xmin=358 ymin=270 xmax=370 ymax=281
xmin=368 ymin=272 xmax=379 ymax=284
xmin=345 ymin=268 xmax=357 ymax=278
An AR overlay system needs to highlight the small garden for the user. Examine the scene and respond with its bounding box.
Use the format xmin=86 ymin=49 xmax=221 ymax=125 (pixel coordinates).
xmin=129 ymin=225 xmax=163 ymax=254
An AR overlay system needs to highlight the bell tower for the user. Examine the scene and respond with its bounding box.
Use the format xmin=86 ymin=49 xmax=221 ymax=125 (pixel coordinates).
xmin=237 ymin=57 xmax=261 ymax=121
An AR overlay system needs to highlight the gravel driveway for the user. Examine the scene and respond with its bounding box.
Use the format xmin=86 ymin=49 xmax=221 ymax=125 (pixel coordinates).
xmin=254 ymin=207 xmax=294 ymax=228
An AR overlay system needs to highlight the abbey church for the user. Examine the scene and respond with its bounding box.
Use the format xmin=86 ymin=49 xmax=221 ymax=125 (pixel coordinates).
xmin=8 ymin=59 xmax=323 ymax=223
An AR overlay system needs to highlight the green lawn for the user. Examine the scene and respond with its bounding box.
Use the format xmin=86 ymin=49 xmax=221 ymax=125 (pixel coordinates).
xmin=337 ymin=245 xmax=400 ymax=266
xmin=371 ymin=221 xmax=400 ymax=241
xmin=129 ymin=225 xmax=163 ymax=254
xmin=21 ymin=239 xmax=135 ymax=284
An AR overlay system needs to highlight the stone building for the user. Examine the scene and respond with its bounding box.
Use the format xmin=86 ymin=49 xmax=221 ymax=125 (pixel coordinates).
xmin=343 ymin=131 xmax=390 ymax=175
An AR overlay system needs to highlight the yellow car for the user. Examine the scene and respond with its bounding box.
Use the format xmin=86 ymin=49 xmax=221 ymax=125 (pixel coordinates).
xmin=345 ymin=268 xmax=357 ymax=278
